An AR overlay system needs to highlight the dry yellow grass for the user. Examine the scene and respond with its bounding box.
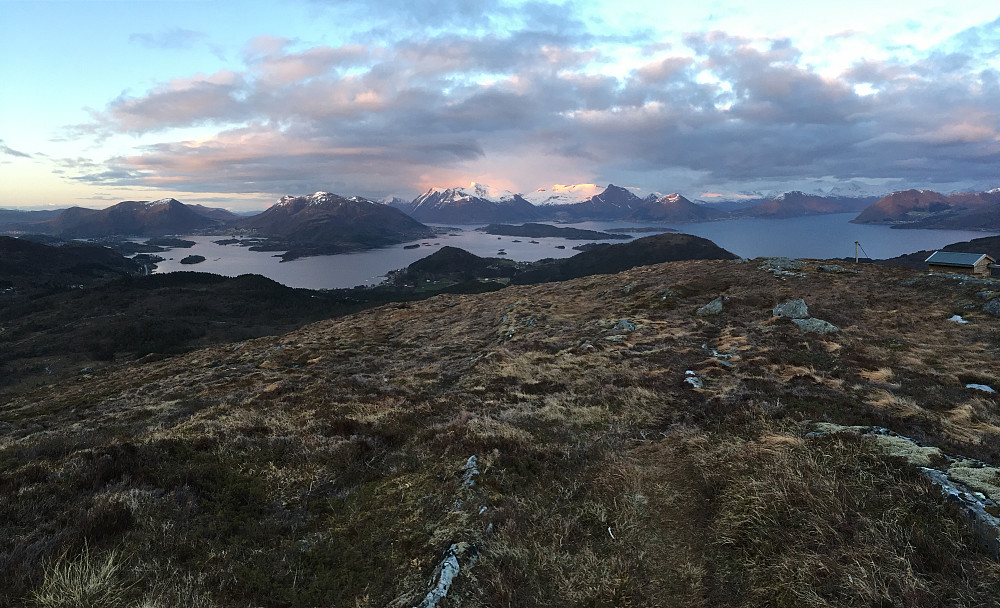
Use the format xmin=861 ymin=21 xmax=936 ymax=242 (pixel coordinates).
xmin=4 ymin=259 xmax=1000 ymax=607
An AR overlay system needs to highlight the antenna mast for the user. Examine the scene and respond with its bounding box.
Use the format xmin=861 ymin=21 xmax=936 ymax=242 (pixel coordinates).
xmin=854 ymin=241 xmax=870 ymax=263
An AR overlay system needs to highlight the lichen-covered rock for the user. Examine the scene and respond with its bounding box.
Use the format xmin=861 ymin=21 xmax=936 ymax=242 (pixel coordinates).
xmin=874 ymin=435 xmax=945 ymax=467
xmin=613 ymin=319 xmax=636 ymax=332
xmin=758 ymin=257 xmax=802 ymax=272
xmin=948 ymin=461 xmax=1000 ymax=501
xmin=792 ymin=318 xmax=839 ymax=334
xmin=696 ymin=296 xmax=724 ymax=316
xmin=983 ymin=298 xmax=1000 ymax=317
xmin=773 ymin=298 xmax=809 ymax=319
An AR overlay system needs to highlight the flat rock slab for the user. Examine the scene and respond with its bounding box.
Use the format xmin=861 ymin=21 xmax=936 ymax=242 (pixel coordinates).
xmin=773 ymin=298 xmax=809 ymax=319
xmin=792 ymin=317 xmax=839 ymax=334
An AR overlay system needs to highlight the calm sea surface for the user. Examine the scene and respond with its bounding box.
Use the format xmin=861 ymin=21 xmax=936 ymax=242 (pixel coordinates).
xmin=150 ymin=214 xmax=997 ymax=289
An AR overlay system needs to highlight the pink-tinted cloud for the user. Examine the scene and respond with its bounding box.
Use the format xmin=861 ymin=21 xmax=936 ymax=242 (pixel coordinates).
xmin=69 ymin=16 xmax=1000 ymax=199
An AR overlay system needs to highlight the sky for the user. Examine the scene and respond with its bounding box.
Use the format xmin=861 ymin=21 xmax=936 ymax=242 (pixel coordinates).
xmin=1 ymin=0 xmax=999 ymax=211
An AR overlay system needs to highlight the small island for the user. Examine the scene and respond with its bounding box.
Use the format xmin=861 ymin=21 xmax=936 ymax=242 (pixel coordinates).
xmin=604 ymin=226 xmax=677 ymax=234
xmin=179 ymin=255 xmax=206 ymax=265
xmin=476 ymin=223 xmax=632 ymax=240
xmin=147 ymin=237 xmax=197 ymax=248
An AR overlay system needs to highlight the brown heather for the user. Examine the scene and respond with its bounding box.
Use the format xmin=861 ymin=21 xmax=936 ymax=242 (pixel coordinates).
xmin=3 ymin=258 xmax=1000 ymax=606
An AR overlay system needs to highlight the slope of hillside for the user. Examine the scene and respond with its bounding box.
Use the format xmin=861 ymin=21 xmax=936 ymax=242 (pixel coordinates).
xmin=852 ymin=189 xmax=1000 ymax=228
xmin=240 ymin=192 xmax=435 ymax=260
xmin=870 ymin=233 xmax=1000 ymax=270
xmin=511 ymin=232 xmax=737 ymax=283
xmin=902 ymin=200 xmax=1000 ymax=231
xmin=5 ymin=257 xmax=1000 ymax=606
xmin=476 ymin=222 xmax=630 ymax=240
xmin=736 ymin=191 xmax=875 ymax=218
xmin=539 ymin=183 xmax=644 ymax=220
xmin=0 ymin=209 xmax=65 ymax=233
xmin=0 ymin=236 xmax=140 ymax=293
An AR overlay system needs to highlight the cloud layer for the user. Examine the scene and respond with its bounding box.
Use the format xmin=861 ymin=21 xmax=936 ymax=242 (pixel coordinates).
xmin=70 ymin=6 xmax=1000 ymax=199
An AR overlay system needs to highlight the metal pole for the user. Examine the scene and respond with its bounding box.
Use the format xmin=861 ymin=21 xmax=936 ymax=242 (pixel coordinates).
xmin=855 ymin=241 xmax=859 ymax=263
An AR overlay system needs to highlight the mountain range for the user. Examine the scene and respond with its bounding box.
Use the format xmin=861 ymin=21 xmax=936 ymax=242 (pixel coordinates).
xmin=32 ymin=199 xmax=239 ymax=238
xmin=730 ymin=191 xmax=874 ymax=219
xmin=397 ymin=183 xmax=543 ymax=224
xmin=385 ymin=183 xmax=880 ymax=224
xmin=2 ymin=184 xmax=999 ymax=248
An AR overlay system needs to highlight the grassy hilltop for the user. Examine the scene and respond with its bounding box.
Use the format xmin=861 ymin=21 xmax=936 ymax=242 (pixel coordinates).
xmin=3 ymin=258 xmax=1000 ymax=606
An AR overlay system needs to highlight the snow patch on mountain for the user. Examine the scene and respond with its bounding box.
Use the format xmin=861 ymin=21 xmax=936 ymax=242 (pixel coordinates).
xmin=275 ymin=191 xmax=361 ymax=208
xmin=525 ymin=184 xmax=604 ymax=206
xmin=421 ymin=182 xmax=518 ymax=204
xmin=815 ymin=180 xmax=890 ymax=199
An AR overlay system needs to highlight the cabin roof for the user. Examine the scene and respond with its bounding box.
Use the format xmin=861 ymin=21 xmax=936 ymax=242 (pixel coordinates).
xmin=924 ymin=251 xmax=995 ymax=267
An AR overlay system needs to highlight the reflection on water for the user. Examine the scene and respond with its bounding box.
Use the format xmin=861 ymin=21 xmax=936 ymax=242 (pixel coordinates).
xmin=150 ymin=216 xmax=997 ymax=289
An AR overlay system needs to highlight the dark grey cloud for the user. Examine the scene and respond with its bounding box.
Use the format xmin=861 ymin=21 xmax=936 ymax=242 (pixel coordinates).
xmin=70 ymin=14 xmax=1000 ymax=199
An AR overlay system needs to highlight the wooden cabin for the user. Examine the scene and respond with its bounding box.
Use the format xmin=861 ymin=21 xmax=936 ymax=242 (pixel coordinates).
xmin=925 ymin=251 xmax=996 ymax=277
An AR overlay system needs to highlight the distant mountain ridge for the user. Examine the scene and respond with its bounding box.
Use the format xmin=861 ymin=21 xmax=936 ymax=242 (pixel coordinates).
xmin=734 ymin=191 xmax=876 ymax=219
xmin=3 ymin=198 xmax=240 ymax=238
xmin=625 ymin=193 xmax=729 ymax=222
xmin=388 ymin=183 xmax=881 ymax=224
xmin=404 ymin=183 xmax=542 ymax=223
xmin=239 ymin=191 xmax=435 ymax=260
xmin=7 ymin=184 xmax=1000 ymax=237
xmin=852 ymin=188 xmax=1000 ymax=229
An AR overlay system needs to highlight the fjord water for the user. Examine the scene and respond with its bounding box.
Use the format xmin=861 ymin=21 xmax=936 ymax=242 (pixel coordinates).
xmin=151 ymin=213 xmax=996 ymax=289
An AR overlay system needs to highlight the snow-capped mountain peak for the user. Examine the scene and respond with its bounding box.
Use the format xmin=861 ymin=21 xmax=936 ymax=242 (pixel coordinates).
xmin=308 ymin=191 xmax=338 ymax=205
xmin=524 ymin=184 xmax=604 ymax=206
xmin=275 ymin=191 xmax=359 ymax=208
xmin=415 ymin=183 xmax=519 ymax=206
xmin=408 ymin=183 xmax=538 ymax=223
xmin=468 ymin=182 xmax=515 ymax=202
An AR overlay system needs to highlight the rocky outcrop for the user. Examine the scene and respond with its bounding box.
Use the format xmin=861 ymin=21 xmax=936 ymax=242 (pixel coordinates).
xmin=773 ymin=299 xmax=809 ymax=319
xmin=758 ymin=257 xmax=805 ymax=278
xmin=773 ymin=298 xmax=838 ymax=333
xmin=791 ymin=317 xmax=839 ymax=334
xmin=697 ymin=296 xmax=724 ymax=316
